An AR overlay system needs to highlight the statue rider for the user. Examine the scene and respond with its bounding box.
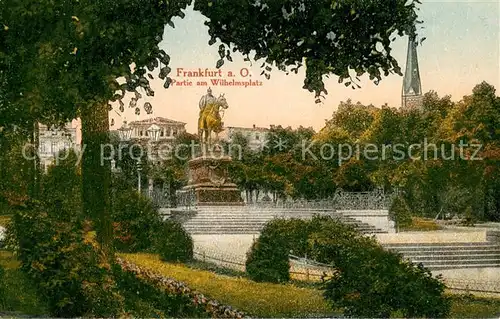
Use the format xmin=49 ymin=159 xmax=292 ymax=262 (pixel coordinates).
xmin=198 ymin=87 xmax=216 ymax=127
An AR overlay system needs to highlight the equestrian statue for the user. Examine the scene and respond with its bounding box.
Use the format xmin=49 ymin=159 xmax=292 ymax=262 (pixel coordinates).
xmin=198 ymin=87 xmax=229 ymax=150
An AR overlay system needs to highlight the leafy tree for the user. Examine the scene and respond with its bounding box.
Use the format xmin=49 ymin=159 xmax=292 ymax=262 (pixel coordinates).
xmin=334 ymin=158 xmax=373 ymax=192
xmin=196 ymin=0 xmax=421 ymax=101
xmin=326 ymin=100 xmax=377 ymax=139
xmin=1 ymin=0 xmax=421 ymax=251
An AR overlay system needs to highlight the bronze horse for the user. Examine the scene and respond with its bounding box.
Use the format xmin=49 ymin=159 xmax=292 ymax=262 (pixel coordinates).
xmin=198 ymin=94 xmax=229 ymax=148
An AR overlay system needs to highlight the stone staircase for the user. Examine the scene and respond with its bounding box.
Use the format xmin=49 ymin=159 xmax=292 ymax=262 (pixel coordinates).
xmin=178 ymin=206 xmax=387 ymax=235
xmin=383 ymin=242 xmax=500 ymax=270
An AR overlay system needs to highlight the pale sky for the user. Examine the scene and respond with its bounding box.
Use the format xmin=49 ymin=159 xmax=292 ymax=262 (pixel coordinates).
xmin=109 ymin=0 xmax=500 ymax=134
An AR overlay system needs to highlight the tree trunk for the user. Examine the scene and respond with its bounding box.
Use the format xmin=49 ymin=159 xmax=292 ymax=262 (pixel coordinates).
xmin=32 ymin=122 xmax=40 ymax=198
xmin=81 ymin=101 xmax=112 ymax=255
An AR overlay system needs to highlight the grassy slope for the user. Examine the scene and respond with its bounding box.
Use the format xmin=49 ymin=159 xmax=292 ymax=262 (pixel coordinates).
xmin=121 ymin=253 xmax=336 ymax=318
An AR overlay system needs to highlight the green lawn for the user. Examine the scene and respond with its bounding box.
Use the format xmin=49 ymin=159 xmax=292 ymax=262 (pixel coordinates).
xmin=121 ymin=253 xmax=336 ymax=318
xmin=401 ymin=217 xmax=443 ymax=231
xmin=0 ymin=250 xmax=48 ymax=316
xmin=449 ymin=294 xmax=500 ymax=318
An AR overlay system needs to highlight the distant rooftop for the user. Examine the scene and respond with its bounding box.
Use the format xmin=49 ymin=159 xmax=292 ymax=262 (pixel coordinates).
xmin=226 ymin=124 xmax=270 ymax=132
xmin=129 ymin=116 xmax=186 ymax=126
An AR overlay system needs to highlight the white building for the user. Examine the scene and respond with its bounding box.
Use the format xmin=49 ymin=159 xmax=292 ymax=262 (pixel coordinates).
xmin=128 ymin=117 xmax=186 ymax=142
xmin=221 ymin=124 xmax=270 ymax=151
xmin=38 ymin=122 xmax=78 ymax=173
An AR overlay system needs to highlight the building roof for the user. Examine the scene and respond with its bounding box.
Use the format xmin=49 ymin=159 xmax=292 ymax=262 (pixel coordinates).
xmin=225 ymin=125 xmax=270 ymax=132
xmin=129 ymin=117 xmax=186 ymax=126
xmin=402 ymin=35 xmax=422 ymax=97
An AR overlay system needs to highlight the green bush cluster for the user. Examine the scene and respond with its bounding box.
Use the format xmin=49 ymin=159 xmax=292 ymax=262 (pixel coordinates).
xmin=309 ymin=223 xmax=450 ymax=318
xmin=247 ymin=215 xmax=451 ymax=318
xmin=389 ymin=195 xmax=413 ymax=230
xmin=245 ymin=226 xmax=290 ymax=283
xmin=157 ymin=220 xmax=194 ymax=263
xmin=111 ymin=187 xmax=164 ymax=252
xmin=7 ymin=202 xmax=124 ymax=317
xmin=3 ymin=149 xmax=196 ymax=317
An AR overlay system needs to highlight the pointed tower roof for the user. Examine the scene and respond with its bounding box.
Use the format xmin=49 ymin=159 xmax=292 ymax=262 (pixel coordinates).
xmin=402 ymin=35 xmax=423 ymax=110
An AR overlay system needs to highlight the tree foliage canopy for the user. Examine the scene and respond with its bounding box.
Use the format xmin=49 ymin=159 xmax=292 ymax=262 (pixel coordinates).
xmin=196 ymin=0 xmax=421 ymax=101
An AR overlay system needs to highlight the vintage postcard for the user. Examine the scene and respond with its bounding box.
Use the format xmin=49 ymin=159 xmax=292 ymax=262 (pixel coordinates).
xmin=0 ymin=0 xmax=499 ymax=317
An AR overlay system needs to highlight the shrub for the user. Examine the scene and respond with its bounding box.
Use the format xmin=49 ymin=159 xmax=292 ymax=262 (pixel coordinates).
xmin=0 ymin=264 xmax=5 ymax=309
xmin=40 ymin=153 xmax=164 ymax=253
xmin=248 ymin=215 xmax=451 ymax=317
xmin=461 ymin=206 xmax=476 ymax=226
xmin=112 ymin=187 xmax=163 ymax=252
xmin=246 ymin=220 xmax=291 ymax=283
xmin=156 ymin=220 xmax=193 ymax=263
xmin=40 ymin=149 xmax=82 ymax=215
xmin=389 ymin=195 xmax=412 ymax=231
xmin=7 ymin=202 xmax=124 ymax=317
xmin=307 ymin=218 xmax=451 ymax=318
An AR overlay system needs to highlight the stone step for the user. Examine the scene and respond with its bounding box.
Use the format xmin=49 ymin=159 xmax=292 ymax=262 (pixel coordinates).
xmin=383 ymin=241 xmax=500 ymax=248
xmin=184 ymin=218 xmax=379 ymax=226
xmin=179 ymin=206 xmax=388 ymax=235
xmin=184 ymin=215 xmax=334 ymax=220
xmin=424 ymin=263 xmax=500 ymax=270
xmin=383 ymin=242 xmax=500 ymax=269
xmin=189 ymin=212 xmax=338 ymax=218
xmin=403 ymin=253 xmax=500 ymax=261
xmin=397 ymin=249 xmax=500 ymax=256
xmin=183 ymin=217 xmax=363 ymax=224
xmin=195 ymin=209 xmax=336 ymax=213
xmin=384 ymin=245 xmax=500 ymax=252
xmin=409 ymin=258 xmax=500 ymax=266
xmin=184 ymin=226 xmax=387 ymax=235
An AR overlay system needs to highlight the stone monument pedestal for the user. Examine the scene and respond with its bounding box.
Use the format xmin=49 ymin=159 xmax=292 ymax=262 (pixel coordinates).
xmin=181 ymin=155 xmax=244 ymax=206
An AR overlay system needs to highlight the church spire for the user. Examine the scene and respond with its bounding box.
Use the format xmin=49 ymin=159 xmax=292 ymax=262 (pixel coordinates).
xmin=401 ymin=35 xmax=423 ymax=110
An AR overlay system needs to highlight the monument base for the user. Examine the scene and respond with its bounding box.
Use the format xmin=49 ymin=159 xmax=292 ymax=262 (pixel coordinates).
xmin=180 ymin=155 xmax=244 ymax=206
xmin=183 ymin=185 xmax=244 ymax=206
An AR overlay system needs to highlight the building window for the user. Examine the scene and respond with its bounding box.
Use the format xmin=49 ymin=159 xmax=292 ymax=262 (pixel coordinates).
xmin=173 ymin=129 xmax=178 ymax=136
xmin=51 ymin=141 xmax=57 ymax=154
xmin=167 ymin=128 xmax=171 ymax=136
xmin=160 ymin=129 xmax=164 ymax=137
xmin=40 ymin=142 xmax=46 ymax=154
xmin=139 ymin=130 xmax=143 ymax=136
